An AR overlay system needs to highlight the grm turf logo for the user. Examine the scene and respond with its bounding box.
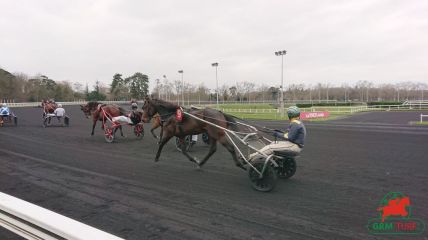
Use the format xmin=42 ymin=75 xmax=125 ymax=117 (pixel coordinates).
xmin=367 ymin=192 xmax=425 ymax=235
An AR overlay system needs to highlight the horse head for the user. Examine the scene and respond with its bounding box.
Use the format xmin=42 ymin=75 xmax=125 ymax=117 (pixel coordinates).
xmin=80 ymin=104 xmax=92 ymax=118
xmin=142 ymin=96 xmax=156 ymax=123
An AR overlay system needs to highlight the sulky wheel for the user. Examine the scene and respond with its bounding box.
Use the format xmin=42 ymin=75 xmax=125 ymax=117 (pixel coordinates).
xmin=64 ymin=116 xmax=70 ymax=127
xmin=175 ymin=136 xmax=192 ymax=152
xmin=202 ymin=132 xmax=210 ymax=145
xmin=104 ymin=127 xmax=115 ymax=143
xmin=275 ymin=156 xmax=297 ymax=179
xmin=248 ymin=157 xmax=277 ymax=192
xmin=134 ymin=124 xmax=145 ymax=139
xmin=43 ymin=117 xmax=48 ymax=128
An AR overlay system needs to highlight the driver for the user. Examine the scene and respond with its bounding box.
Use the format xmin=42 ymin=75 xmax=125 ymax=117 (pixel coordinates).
xmin=129 ymin=102 xmax=141 ymax=125
xmin=54 ymin=104 xmax=66 ymax=124
xmin=250 ymin=106 xmax=306 ymax=159
xmin=0 ymin=103 xmax=10 ymax=124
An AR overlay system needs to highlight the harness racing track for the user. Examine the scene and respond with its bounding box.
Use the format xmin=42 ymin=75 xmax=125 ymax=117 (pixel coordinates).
xmin=1 ymin=106 xmax=427 ymax=240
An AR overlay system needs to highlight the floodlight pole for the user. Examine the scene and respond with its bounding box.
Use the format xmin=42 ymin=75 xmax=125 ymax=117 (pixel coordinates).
xmin=275 ymin=50 xmax=287 ymax=117
xmin=178 ymin=70 xmax=184 ymax=106
xmin=212 ymin=62 xmax=219 ymax=109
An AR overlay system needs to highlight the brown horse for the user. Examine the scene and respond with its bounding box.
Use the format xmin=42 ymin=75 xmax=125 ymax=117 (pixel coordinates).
xmin=42 ymin=100 xmax=57 ymax=116
xmin=80 ymin=101 xmax=126 ymax=136
xmin=142 ymin=97 xmax=245 ymax=170
xmin=42 ymin=100 xmax=58 ymax=125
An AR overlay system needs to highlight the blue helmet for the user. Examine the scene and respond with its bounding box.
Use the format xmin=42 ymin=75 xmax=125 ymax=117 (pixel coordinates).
xmin=287 ymin=106 xmax=300 ymax=119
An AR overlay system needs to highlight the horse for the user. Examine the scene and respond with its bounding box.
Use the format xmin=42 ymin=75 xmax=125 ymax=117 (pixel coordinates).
xmin=42 ymin=100 xmax=57 ymax=124
xmin=80 ymin=101 xmax=125 ymax=136
xmin=141 ymin=97 xmax=245 ymax=170
xmin=42 ymin=100 xmax=57 ymax=115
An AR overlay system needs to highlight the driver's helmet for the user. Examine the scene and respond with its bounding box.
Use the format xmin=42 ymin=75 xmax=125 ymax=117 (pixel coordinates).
xmin=287 ymin=106 xmax=301 ymax=119
xmin=1 ymin=103 xmax=6 ymax=107
xmin=58 ymin=104 xmax=62 ymax=108
xmin=131 ymin=102 xmax=138 ymax=110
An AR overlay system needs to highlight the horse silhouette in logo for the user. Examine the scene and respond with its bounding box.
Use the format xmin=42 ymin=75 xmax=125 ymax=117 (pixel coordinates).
xmin=377 ymin=196 xmax=410 ymax=222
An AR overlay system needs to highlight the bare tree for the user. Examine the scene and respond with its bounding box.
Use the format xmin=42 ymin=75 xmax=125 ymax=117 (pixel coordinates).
xmin=242 ymin=81 xmax=255 ymax=103
xmin=173 ymin=80 xmax=182 ymax=104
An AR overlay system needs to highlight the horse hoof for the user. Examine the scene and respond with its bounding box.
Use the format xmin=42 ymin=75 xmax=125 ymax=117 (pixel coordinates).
xmin=154 ymin=158 xmax=159 ymax=162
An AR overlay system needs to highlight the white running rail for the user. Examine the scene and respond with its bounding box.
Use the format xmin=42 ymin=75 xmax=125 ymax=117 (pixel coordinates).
xmin=5 ymin=101 xmax=131 ymax=108
xmin=0 ymin=192 xmax=124 ymax=240
xmin=421 ymin=114 xmax=428 ymax=123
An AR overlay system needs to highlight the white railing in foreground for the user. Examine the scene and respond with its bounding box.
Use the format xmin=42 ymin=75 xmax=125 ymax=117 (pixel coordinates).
xmin=421 ymin=114 xmax=428 ymax=123
xmin=0 ymin=192 xmax=123 ymax=240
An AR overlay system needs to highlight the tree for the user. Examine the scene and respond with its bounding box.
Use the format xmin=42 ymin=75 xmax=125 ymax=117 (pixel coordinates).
xmin=235 ymin=82 xmax=246 ymax=102
xmin=87 ymin=80 xmax=106 ymax=101
xmin=229 ymin=86 xmax=237 ymax=100
xmin=126 ymin=72 xmax=149 ymax=99
xmin=110 ymin=73 xmax=128 ymax=100
xmin=242 ymin=81 xmax=255 ymax=103
xmin=173 ymin=80 xmax=182 ymax=103
xmin=219 ymin=84 xmax=229 ymax=102
xmin=0 ymin=68 xmax=18 ymax=101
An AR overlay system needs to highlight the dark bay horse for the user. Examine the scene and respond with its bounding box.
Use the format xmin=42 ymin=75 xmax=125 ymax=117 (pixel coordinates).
xmin=80 ymin=101 xmax=126 ymax=136
xmin=142 ymin=97 xmax=245 ymax=170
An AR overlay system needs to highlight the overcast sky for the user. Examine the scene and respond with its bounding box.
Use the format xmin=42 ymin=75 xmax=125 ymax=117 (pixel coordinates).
xmin=1 ymin=0 xmax=427 ymax=90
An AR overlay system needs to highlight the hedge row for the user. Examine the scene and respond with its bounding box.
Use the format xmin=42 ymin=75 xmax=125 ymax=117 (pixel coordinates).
xmin=366 ymin=101 xmax=402 ymax=106
xmin=295 ymin=102 xmax=361 ymax=108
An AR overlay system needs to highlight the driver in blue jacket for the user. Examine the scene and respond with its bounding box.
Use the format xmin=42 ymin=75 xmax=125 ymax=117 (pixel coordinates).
xmin=0 ymin=103 xmax=10 ymax=124
xmin=250 ymin=106 xmax=306 ymax=159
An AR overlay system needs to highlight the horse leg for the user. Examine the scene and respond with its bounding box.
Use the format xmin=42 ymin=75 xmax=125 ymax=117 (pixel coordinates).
xmin=197 ymin=138 xmax=217 ymax=168
xmin=155 ymin=132 xmax=173 ymax=162
xmin=218 ymin=134 xmax=246 ymax=171
xmin=178 ymin=137 xmax=200 ymax=165
xmin=157 ymin=126 xmax=164 ymax=145
xmin=150 ymin=120 xmax=159 ymax=139
xmin=150 ymin=126 xmax=158 ymax=139
xmin=91 ymin=119 xmax=97 ymax=135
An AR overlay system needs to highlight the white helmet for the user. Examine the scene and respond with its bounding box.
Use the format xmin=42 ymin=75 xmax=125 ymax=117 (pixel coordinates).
xmin=1 ymin=103 xmax=6 ymax=107
xmin=58 ymin=104 xmax=62 ymax=108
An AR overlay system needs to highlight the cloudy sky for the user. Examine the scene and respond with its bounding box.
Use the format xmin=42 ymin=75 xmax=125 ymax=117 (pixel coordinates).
xmin=0 ymin=0 xmax=427 ymax=90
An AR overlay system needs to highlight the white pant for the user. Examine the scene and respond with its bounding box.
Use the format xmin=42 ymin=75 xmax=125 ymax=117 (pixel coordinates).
xmin=249 ymin=141 xmax=301 ymax=160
